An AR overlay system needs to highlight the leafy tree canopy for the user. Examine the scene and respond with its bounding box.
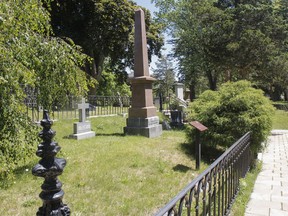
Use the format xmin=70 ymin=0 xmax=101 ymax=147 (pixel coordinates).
xmin=47 ymin=0 xmax=164 ymax=92
xmin=153 ymin=0 xmax=288 ymax=99
xmin=96 ymin=70 xmax=131 ymax=96
xmin=0 ymin=0 xmax=91 ymax=181
xmin=152 ymin=55 xmax=175 ymax=101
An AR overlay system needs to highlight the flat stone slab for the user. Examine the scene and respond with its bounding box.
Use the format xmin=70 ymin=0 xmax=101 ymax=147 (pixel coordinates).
xmin=245 ymin=130 xmax=288 ymax=216
xmin=124 ymin=124 xmax=162 ymax=138
xmin=69 ymin=131 xmax=95 ymax=140
xmin=270 ymin=209 xmax=288 ymax=216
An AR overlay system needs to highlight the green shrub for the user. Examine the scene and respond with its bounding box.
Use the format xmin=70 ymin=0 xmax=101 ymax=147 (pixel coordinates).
xmin=0 ymin=100 xmax=38 ymax=183
xmin=187 ymin=81 xmax=275 ymax=154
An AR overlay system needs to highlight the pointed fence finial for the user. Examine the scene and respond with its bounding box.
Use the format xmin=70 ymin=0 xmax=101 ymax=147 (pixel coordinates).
xmin=32 ymin=110 xmax=70 ymax=215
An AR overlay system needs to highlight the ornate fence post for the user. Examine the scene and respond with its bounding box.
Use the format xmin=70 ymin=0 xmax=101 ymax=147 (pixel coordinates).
xmin=32 ymin=110 xmax=70 ymax=215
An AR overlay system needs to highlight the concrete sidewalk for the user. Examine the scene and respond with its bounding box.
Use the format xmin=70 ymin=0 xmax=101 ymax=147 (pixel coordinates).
xmin=245 ymin=130 xmax=288 ymax=216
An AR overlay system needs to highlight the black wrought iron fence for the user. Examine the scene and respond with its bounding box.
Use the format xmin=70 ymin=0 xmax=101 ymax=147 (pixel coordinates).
xmin=24 ymin=95 xmax=131 ymax=122
xmin=24 ymin=96 xmax=41 ymax=122
xmin=87 ymin=95 xmax=130 ymax=117
xmin=155 ymin=132 xmax=252 ymax=216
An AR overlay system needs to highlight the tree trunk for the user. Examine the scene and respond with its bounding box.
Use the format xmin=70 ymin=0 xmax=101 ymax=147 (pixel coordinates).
xmin=206 ymin=70 xmax=217 ymax=91
xmin=284 ymin=88 xmax=288 ymax=101
xmin=270 ymin=84 xmax=283 ymax=101
xmin=93 ymin=51 xmax=105 ymax=81
xmin=159 ymin=92 xmax=163 ymax=112
xmin=189 ymin=84 xmax=196 ymax=101
xmin=84 ymin=50 xmax=105 ymax=95
xmin=225 ymin=70 xmax=231 ymax=82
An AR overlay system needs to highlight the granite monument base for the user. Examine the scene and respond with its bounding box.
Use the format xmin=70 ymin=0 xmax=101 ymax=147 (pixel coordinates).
xmin=69 ymin=122 xmax=95 ymax=140
xmin=124 ymin=116 xmax=162 ymax=138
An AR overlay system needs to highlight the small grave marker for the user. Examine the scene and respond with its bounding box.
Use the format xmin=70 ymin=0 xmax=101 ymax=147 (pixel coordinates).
xmin=69 ymin=97 xmax=95 ymax=140
xmin=78 ymin=97 xmax=89 ymax=122
xmin=189 ymin=121 xmax=208 ymax=170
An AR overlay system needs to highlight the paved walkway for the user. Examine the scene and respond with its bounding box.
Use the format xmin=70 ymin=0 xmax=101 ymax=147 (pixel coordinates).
xmin=245 ymin=130 xmax=288 ymax=216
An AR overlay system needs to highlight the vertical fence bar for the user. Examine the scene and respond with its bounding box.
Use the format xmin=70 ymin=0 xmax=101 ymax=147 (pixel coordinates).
xmin=206 ymin=172 xmax=213 ymax=216
xmin=213 ymin=169 xmax=217 ymax=216
xmin=224 ymin=162 xmax=228 ymax=214
xmin=202 ymin=176 xmax=208 ymax=216
xmin=195 ymin=183 xmax=200 ymax=216
xmin=218 ymin=168 xmax=221 ymax=216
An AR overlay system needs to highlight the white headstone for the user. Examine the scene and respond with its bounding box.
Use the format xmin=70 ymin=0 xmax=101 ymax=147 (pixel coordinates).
xmin=78 ymin=98 xmax=89 ymax=122
xmin=70 ymin=97 xmax=95 ymax=140
xmin=175 ymin=83 xmax=184 ymax=101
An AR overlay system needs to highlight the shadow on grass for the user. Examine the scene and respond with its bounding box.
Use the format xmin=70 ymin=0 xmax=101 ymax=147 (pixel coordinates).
xmin=169 ymin=124 xmax=187 ymax=131
xmin=173 ymin=164 xmax=192 ymax=172
xmin=62 ymin=132 xmax=124 ymax=139
xmin=95 ymin=133 xmax=124 ymax=137
xmin=180 ymin=142 xmax=224 ymax=165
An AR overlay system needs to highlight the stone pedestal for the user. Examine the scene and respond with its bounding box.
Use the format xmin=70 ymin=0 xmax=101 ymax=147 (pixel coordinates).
xmin=124 ymin=116 xmax=162 ymax=138
xmin=70 ymin=122 xmax=95 ymax=140
xmin=124 ymin=78 xmax=163 ymax=137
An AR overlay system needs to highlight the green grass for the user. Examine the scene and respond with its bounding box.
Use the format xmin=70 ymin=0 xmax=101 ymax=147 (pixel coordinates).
xmin=0 ymin=115 xmax=207 ymax=215
xmin=2 ymin=109 xmax=287 ymax=215
xmin=230 ymin=162 xmax=262 ymax=216
xmin=272 ymin=110 xmax=288 ymax=130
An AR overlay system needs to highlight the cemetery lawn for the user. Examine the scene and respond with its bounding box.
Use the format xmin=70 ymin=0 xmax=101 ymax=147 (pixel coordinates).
xmin=0 ymin=115 xmax=208 ymax=216
xmin=272 ymin=110 xmax=288 ymax=130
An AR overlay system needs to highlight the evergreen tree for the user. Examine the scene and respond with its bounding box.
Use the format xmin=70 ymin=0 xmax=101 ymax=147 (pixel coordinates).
xmin=152 ymin=56 xmax=175 ymax=103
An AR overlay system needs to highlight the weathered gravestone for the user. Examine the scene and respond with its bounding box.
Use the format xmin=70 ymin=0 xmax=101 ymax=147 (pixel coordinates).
xmin=154 ymin=97 xmax=160 ymax=110
xmin=70 ymin=98 xmax=95 ymax=140
xmin=124 ymin=8 xmax=162 ymax=138
xmin=175 ymin=83 xmax=184 ymax=101
xmin=171 ymin=83 xmax=187 ymax=126
xmin=170 ymin=110 xmax=184 ymax=127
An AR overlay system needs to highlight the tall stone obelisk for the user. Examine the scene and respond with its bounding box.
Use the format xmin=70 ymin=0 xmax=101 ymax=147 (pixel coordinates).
xmin=124 ymin=8 xmax=162 ymax=138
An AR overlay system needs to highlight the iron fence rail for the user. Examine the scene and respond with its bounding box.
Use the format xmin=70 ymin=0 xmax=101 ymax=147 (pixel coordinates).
xmin=24 ymin=95 xmax=131 ymax=122
xmin=155 ymin=132 xmax=252 ymax=216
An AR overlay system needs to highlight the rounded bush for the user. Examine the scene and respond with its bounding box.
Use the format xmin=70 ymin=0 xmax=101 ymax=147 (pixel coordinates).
xmin=187 ymin=81 xmax=275 ymax=154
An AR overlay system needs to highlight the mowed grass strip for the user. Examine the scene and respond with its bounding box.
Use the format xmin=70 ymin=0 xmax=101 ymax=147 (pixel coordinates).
xmin=0 ymin=115 xmax=205 ymax=216
xmin=272 ymin=110 xmax=288 ymax=130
